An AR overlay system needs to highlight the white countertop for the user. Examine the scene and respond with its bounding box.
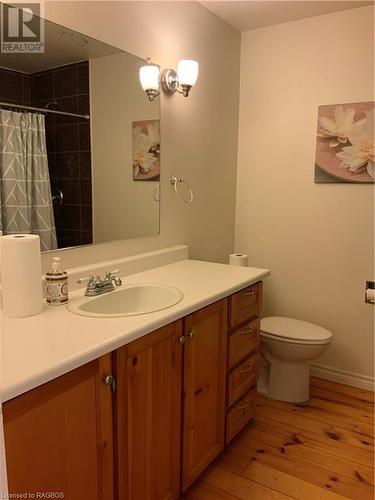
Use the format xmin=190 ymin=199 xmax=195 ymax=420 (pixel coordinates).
xmin=1 ymin=259 xmax=269 ymax=403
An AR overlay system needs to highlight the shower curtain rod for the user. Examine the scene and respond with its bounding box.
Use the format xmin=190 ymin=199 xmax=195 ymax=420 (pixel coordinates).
xmin=0 ymin=102 xmax=90 ymax=120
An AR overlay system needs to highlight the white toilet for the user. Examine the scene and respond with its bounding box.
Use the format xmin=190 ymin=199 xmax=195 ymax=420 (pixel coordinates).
xmin=258 ymin=316 xmax=333 ymax=403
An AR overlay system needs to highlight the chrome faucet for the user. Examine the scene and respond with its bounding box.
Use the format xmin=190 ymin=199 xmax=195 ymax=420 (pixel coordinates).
xmin=77 ymin=270 xmax=123 ymax=297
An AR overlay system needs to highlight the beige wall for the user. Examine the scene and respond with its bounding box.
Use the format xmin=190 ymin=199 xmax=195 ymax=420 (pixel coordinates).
xmin=90 ymin=52 xmax=159 ymax=243
xmin=40 ymin=1 xmax=240 ymax=270
xmin=235 ymin=6 xmax=374 ymax=382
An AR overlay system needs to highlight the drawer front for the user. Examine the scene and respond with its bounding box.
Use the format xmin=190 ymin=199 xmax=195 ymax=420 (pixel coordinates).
xmin=228 ymin=318 xmax=259 ymax=369
xmin=229 ymin=282 xmax=262 ymax=328
xmin=226 ymin=389 xmax=256 ymax=444
xmin=228 ymin=353 xmax=258 ymax=407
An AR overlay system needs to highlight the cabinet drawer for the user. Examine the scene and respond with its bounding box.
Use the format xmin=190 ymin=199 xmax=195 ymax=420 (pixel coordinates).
xmin=226 ymin=389 xmax=256 ymax=443
xmin=227 ymin=353 xmax=258 ymax=407
xmin=228 ymin=318 xmax=259 ymax=369
xmin=229 ymin=282 xmax=262 ymax=328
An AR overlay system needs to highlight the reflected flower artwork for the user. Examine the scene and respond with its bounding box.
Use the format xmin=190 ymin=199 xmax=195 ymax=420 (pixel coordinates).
xmin=133 ymin=119 xmax=160 ymax=181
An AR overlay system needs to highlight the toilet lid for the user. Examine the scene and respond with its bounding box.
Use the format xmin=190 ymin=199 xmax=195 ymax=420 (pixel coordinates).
xmin=261 ymin=316 xmax=333 ymax=342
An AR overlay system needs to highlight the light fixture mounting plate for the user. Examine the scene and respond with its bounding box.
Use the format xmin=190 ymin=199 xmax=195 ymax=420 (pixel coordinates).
xmin=161 ymin=68 xmax=178 ymax=94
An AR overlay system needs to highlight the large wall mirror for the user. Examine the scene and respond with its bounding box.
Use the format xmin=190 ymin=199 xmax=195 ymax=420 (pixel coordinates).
xmin=0 ymin=10 xmax=160 ymax=252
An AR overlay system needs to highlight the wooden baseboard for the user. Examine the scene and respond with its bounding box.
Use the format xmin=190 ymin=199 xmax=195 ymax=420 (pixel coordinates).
xmin=310 ymin=363 xmax=374 ymax=391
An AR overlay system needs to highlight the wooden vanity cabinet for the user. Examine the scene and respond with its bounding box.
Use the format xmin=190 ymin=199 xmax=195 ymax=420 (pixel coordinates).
xmin=182 ymin=299 xmax=227 ymax=491
xmin=3 ymin=355 xmax=114 ymax=500
xmin=114 ymin=299 xmax=228 ymax=498
xmin=114 ymin=321 xmax=183 ymax=500
xmin=3 ymin=284 xmax=263 ymax=500
xmin=225 ymin=281 xmax=262 ymax=444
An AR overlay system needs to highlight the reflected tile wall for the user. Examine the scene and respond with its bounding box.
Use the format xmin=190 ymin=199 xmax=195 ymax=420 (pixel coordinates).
xmin=31 ymin=61 xmax=93 ymax=249
xmin=0 ymin=62 xmax=93 ymax=249
xmin=0 ymin=67 xmax=31 ymax=105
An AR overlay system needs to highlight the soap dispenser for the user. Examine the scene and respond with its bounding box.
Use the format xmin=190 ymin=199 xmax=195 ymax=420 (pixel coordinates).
xmin=45 ymin=257 xmax=69 ymax=305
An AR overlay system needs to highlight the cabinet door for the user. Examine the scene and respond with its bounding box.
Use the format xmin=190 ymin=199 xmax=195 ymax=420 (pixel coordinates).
xmin=115 ymin=321 xmax=183 ymax=500
xmin=182 ymin=299 xmax=227 ymax=491
xmin=3 ymin=355 xmax=114 ymax=500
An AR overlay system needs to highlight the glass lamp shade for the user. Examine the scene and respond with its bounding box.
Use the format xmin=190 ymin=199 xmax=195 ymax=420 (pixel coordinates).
xmin=177 ymin=60 xmax=199 ymax=87
xmin=139 ymin=64 xmax=160 ymax=91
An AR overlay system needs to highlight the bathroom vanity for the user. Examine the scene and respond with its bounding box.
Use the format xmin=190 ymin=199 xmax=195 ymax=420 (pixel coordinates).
xmin=1 ymin=258 xmax=268 ymax=500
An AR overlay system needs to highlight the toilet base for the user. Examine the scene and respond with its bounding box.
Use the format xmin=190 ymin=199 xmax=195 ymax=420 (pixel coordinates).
xmin=260 ymin=357 xmax=310 ymax=403
xmin=257 ymin=357 xmax=269 ymax=396
xmin=259 ymin=329 xmax=332 ymax=404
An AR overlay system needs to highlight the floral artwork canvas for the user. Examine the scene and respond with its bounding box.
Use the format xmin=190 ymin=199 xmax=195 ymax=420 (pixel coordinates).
xmin=314 ymin=101 xmax=374 ymax=183
xmin=133 ymin=120 xmax=160 ymax=181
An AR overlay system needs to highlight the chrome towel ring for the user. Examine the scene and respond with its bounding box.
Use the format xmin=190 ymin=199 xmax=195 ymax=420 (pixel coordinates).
xmin=170 ymin=176 xmax=194 ymax=204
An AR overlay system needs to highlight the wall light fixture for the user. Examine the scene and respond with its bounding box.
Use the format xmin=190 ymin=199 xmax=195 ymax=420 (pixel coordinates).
xmin=140 ymin=58 xmax=199 ymax=101
xmin=139 ymin=60 xmax=160 ymax=101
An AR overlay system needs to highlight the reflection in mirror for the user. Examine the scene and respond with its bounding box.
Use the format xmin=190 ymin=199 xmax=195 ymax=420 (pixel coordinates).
xmin=0 ymin=15 xmax=160 ymax=252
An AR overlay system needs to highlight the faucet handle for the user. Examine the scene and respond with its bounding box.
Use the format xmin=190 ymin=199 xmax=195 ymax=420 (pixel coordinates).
xmin=77 ymin=275 xmax=95 ymax=285
xmin=106 ymin=270 xmax=122 ymax=287
xmin=105 ymin=269 xmax=121 ymax=279
xmin=108 ymin=269 xmax=121 ymax=276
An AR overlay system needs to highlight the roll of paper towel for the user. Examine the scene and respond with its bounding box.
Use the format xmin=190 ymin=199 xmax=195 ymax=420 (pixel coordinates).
xmin=0 ymin=234 xmax=43 ymax=317
xmin=229 ymin=253 xmax=248 ymax=267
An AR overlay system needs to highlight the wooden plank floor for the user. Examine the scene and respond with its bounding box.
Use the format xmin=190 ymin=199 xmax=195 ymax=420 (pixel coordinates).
xmin=184 ymin=377 xmax=374 ymax=500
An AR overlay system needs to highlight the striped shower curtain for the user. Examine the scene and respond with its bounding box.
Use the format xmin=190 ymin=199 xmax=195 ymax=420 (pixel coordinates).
xmin=0 ymin=109 xmax=57 ymax=251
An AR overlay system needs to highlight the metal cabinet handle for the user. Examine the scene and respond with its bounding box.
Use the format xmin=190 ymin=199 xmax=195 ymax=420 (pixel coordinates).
xmin=179 ymin=331 xmax=195 ymax=344
xmin=240 ymin=327 xmax=255 ymax=335
xmin=237 ymin=400 xmax=250 ymax=411
xmin=241 ymin=290 xmax=256 ymax=297
xmin=104 ymin=374 xmax=116 ymax=392
xmin=239 ymin=365 xmax=254 ymax=374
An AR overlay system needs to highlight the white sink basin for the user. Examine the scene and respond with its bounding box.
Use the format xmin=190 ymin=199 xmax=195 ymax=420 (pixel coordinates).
xmin=67 ymin=283 xmax=184 ymax=318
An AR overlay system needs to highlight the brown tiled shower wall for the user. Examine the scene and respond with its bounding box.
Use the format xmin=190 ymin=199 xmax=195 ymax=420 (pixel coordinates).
xmin=0 ymin=62 xmax=92 ymax=248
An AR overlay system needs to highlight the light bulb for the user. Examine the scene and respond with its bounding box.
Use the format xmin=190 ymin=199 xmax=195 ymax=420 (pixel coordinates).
xmin=139 ymin=64 xmax=160 ymax=91
xmin=177 ymin=60 xmax=199 ymax=87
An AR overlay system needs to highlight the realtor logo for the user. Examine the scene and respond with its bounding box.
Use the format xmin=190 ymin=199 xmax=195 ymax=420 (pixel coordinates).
xmin=1 ymin=1 xmax=44 ymax=53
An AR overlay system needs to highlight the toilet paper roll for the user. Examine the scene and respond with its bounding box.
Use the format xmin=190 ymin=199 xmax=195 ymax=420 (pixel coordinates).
xmin=0 ymin=234 xmax=43 ymax=317
xmin=229 ymin=253 xmax=249 ymax=267
xmin=366 ymin=288 xmax=375 ymax=303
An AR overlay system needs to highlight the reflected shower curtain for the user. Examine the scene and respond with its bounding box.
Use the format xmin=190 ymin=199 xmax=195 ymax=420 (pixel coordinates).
xmin=0 ymin=109 xmax=57 ymax=251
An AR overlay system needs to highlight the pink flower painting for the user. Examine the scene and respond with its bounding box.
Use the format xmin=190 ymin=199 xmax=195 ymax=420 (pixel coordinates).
xmin=315 ymin=101 xmax=374 ymax=183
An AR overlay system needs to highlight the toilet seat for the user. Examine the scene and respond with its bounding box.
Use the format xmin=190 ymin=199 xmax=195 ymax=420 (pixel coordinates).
xmin=261 ymin=316 xmax=333 ymax=345
xmin=261 ymin=331 xmax=331 ymax=345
